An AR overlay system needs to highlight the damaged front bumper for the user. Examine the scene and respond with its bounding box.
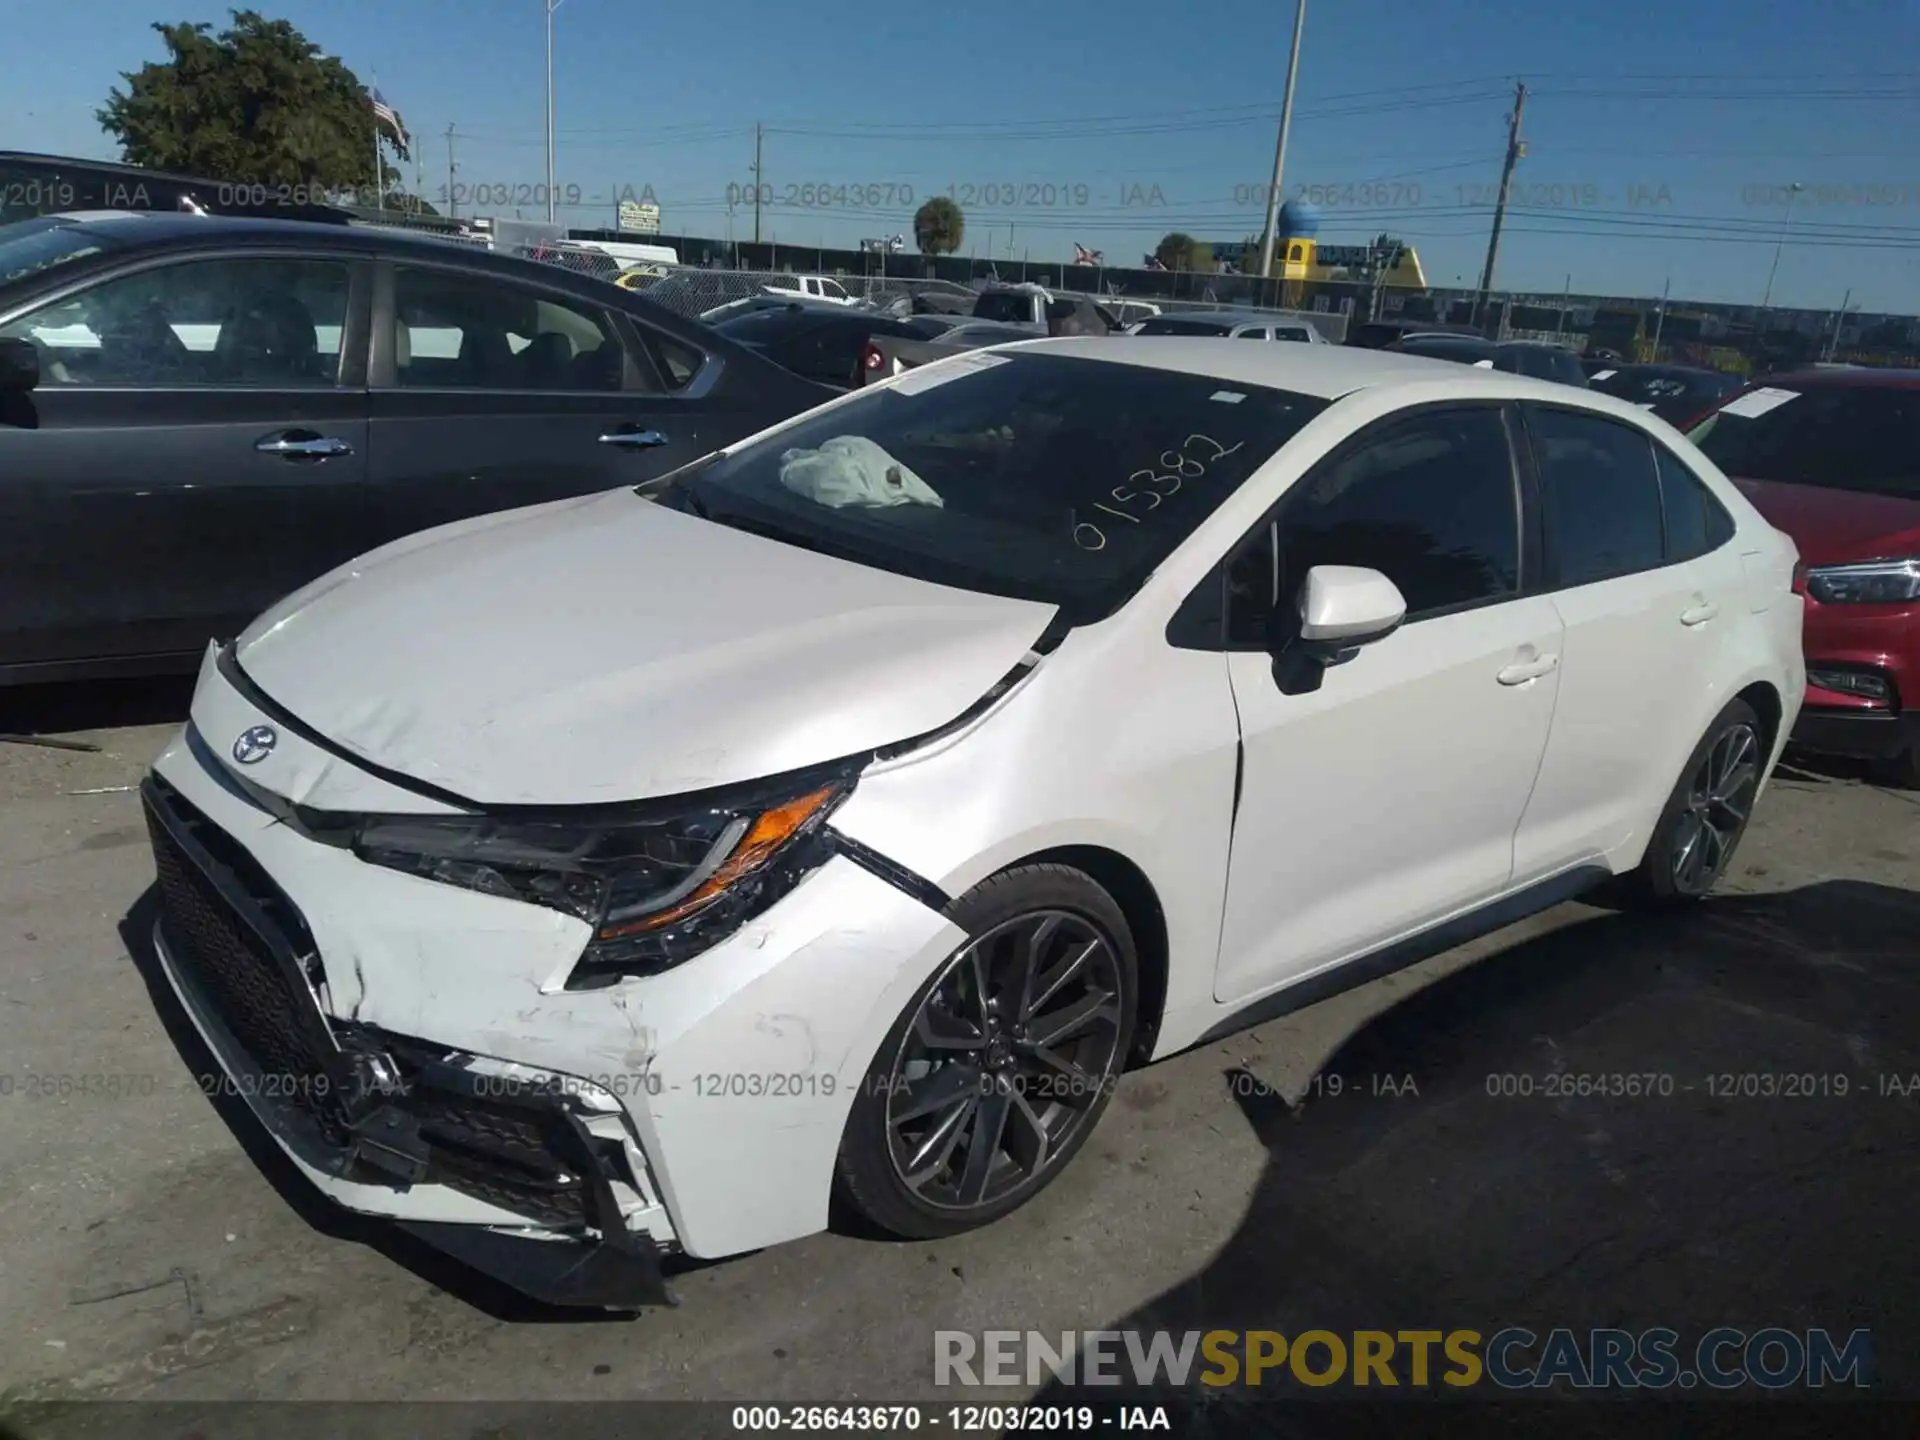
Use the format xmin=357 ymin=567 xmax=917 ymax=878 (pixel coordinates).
xmin=138 ymin=647 xmax=968 ymax=1306
xmin=145 ymin=774 xmax=678 ymax=1307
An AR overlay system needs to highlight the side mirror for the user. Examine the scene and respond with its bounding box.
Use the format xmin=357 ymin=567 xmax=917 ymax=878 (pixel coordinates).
xmin=1269 ymin=565 xmax=1407 ymax=694
xmin=0 ymin=337 xmax=39 ymax=394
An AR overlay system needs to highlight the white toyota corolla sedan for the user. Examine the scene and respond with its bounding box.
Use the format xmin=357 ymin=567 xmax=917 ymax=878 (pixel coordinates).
xmin=142 ymin=339 xmax=1803 ymax=1306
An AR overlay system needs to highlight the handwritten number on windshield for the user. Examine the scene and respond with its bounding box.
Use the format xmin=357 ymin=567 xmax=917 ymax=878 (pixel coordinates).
xmin=1073 ymin=435 xmax=1240 ymax=552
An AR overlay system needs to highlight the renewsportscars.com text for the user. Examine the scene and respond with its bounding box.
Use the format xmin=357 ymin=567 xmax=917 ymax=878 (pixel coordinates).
xmin=934 ymin=1327 xmax=1874 ymax=1390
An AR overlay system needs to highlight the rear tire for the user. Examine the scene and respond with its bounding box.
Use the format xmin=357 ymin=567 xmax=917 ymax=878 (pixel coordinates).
xmin=1618 ymin=699 xmax=1764 ymax=907
xmin=834 ymin=864 xmax=1137 ymax=1240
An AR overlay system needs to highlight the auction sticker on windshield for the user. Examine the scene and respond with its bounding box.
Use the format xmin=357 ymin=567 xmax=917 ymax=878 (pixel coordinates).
xmin=1718 ymin=386 xmax=1801 ymax=419
xmin=888 ymin=351 xmax=1012 ymax=397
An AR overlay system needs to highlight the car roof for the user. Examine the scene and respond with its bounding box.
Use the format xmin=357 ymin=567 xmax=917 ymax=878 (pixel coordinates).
xmin=1028 ymin=335 xmax=1664 ymax=410
xmin=1607 ymin=362 xmax=1727 ymax=379
xmin=27 ymin=209 xmax=481 ymax=255
xmin=1756 ymin=367 xmax=1920 ymax=390
xmin=1144 ymin=308 xmax=1276 ymax=323
xmin=1 ymin=210 xmax=665 ymax=305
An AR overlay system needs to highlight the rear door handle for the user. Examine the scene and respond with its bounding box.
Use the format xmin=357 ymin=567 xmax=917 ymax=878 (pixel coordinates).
xmin=255 ymin=431 xmax=352 ymax=458
xmin=1680 ymin=602 xmax=1720 ymax=626
xmin=599 ymin=427 xmax=670 ymax=448
xmin=1497 ymin=654 xmax=1560 ymax=686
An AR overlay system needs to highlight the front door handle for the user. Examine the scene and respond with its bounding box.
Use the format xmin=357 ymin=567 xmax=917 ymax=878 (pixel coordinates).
xmin=255 ymin=431 xmax=352 ymax=458
xmin=599 ymin=427 xmax=670 ymax=449
xmin=1497 ymin=654 xmax=1560 ymax=686
xmin=1680 ymin=601 xmax=1720 ymax=626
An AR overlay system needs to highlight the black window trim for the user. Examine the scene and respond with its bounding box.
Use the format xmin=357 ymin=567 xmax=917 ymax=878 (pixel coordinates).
xmin=0 ymin=245 xmax=372 ymax=391
xmin=1169 ymin=398 xmax=1538 ymax=653
xmin=1515 ymin=399 xmax=1708 ymax=590
xmin=368 ymin=255 xmax=656 ymax=395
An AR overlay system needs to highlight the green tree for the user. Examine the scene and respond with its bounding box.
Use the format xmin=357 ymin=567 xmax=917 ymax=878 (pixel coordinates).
xmin=1155 ymin=232 xmax=1211 ymax=272
xmin=98 ymin=9 xmax=412 ymax=201
xmin=913 ymin=196 xmax=965 ymax=256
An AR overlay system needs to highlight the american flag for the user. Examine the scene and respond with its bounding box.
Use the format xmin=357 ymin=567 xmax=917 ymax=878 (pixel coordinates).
xmin=370 ymin=89 xmax=408 ymax=144
xmin=1072 ymin=242 xmax=1104 ymax=266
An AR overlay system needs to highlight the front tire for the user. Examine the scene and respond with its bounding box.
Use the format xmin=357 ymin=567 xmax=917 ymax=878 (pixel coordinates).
xmin=1622 ymin=698 xmax=1764 ymax=906
xmin=834 ymin=864 xmax=1137 ymax=1239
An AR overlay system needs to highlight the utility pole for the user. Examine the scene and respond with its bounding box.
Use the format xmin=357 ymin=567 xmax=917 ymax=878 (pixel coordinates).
xmin=1473 ymin=80 xmax=1527 ymax=326
xmin=445 ymin=123 xmax=458 ymax=220
xmin=751 ymin=124 xmax=763 ymax=244
xmin=545 ymin=0 xmax=563 ymax=224
xmin=1257 ymin=0 xmax=1307 ymax=281
xmin=1649 ymin=276 xmax=1670 ymax=359
xmin=1556 ymin=272 xmax=1570 ymax=336
xmin=1824 ymin=287 xmax=1851 ymax=362
xmin=1761 ymin=182 xmax=1803 ymax=309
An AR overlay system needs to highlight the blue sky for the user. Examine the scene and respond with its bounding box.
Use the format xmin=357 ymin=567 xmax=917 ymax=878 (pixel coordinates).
xmin=5 ymin=0 xmax=1920 ymax=312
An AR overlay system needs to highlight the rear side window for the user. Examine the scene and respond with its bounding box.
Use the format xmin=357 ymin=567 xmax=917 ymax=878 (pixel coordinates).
xmin=1655 ymin=445 xmax=1735 ymax=560
xmin=1526 ymin=407 xmax=1666 ymax=587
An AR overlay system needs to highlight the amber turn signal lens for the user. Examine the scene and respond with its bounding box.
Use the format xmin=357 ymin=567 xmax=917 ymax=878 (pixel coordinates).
xmin=595 ymin=785 xmax=841 ymax=940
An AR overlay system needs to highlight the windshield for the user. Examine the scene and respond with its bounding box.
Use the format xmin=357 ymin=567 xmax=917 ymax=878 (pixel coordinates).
xmin=662 ymin=352 xmax=1329 ymax=622
xmin=1137 ymin=316 xmax=1234 ymax=336
xmin=1595 ymin=368 xmax=1733 ymax=411
xmin=971 ymin=292 xmax=1035 ymax=324
xmin=0 ymin=220 xmax=114 ymax=287
xmin=1689 ymin=384 xmax=1920 ymax=499
xmin=1400 ymin=337 xmax=1493 ymax=364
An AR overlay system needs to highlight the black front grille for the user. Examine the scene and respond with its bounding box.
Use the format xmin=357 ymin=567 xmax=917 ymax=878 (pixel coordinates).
xmin=406 ymin=1081 xmax=593 ymax=1227
xmin=145 ymin=787 xmax=338 ymax=1129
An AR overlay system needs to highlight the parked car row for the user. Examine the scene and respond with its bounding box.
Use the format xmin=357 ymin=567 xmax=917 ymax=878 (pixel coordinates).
xmin=3 ymin=206 xmax=1913 ymax=795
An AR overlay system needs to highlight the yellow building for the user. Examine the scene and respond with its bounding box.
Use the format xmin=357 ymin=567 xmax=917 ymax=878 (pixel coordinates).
xmin=1277 ymin=238 xmax=1428 ymax=289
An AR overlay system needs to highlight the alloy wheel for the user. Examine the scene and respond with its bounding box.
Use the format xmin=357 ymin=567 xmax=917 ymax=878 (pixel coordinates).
xmin=1670 ymin=722 xmax=1760 ymax=895
xmin=884 ymin=910 xmax=1126 ymax=1212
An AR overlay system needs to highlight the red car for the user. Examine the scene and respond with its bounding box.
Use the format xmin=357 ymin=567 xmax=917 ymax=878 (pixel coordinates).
xmin=1686 ymin=369 xmax=1920 ymax=785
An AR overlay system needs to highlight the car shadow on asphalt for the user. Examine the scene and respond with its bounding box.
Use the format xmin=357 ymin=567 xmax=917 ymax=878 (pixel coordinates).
xmin=1026 ymin=880 xmax=1920 ymax=1437
xmin=116 ymin=890 xmax=666 ymax=1325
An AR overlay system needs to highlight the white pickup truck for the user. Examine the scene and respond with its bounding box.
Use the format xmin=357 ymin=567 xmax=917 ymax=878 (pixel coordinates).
xmin=761 ymin=274 xmax=857 ymax=305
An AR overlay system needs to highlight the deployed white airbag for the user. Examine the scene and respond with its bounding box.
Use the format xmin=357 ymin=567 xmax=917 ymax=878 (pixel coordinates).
xmin=777 ymin=436 xmax=944 ymax=509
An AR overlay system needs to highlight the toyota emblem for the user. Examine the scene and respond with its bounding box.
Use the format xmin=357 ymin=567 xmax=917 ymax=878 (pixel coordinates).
xmin=231 ymin=725 xmax=278 ymax=765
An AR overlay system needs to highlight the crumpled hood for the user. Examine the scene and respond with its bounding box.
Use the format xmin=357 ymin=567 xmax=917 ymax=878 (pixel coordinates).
xmin=235 ymin=489 xmax=1058 ymax=806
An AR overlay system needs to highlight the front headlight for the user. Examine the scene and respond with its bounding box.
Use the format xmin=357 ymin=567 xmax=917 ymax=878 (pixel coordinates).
xmin=340 ymin=776 xmax=850 ymax=985
xmin=1805 ymin=558 xmax=1920 ymax=605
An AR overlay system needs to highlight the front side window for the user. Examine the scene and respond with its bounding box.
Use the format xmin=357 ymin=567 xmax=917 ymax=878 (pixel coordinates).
xmin=664 ymin=352 xmax=1328 ymax=622
xmin=1225 ymin=407 xmax=1521 ymax=643
xmin=0 ymin=255 xmax=350 ymax=387
xmin=1527 ymin=406 xmax=1666 ymax=587
xmin=392 ymin=267 xmax=626 ymax=391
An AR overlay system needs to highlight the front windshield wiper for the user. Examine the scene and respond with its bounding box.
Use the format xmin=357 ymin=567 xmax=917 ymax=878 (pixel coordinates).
xmin=636 ymin=451 xmax=726 ymax=515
